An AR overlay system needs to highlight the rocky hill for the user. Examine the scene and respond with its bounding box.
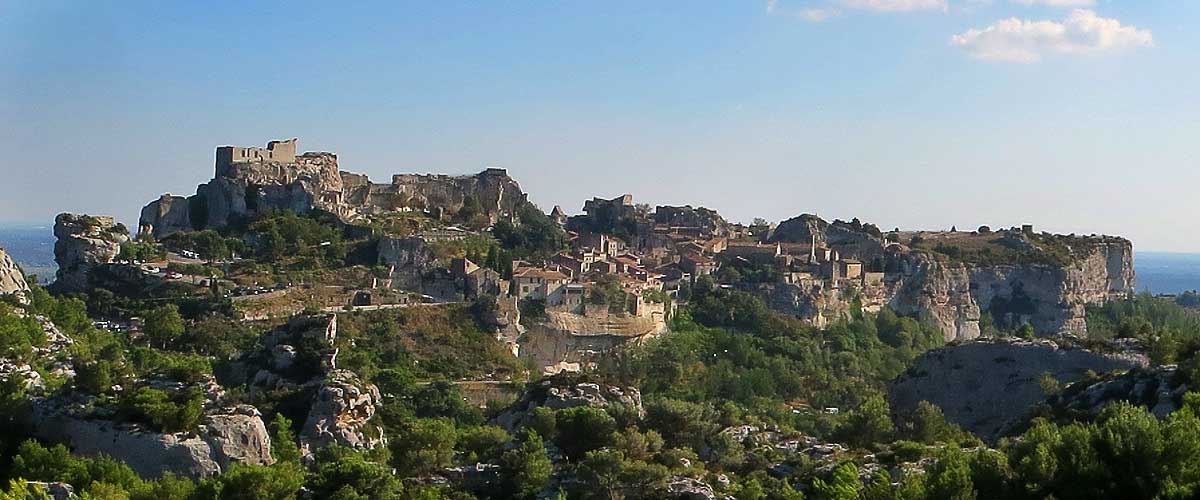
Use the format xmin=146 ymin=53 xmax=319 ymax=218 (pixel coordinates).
xmin=889 ymin=339 xmax=1146 ymax=443
xmin=139 ymin=139 xmax=530 ymax=239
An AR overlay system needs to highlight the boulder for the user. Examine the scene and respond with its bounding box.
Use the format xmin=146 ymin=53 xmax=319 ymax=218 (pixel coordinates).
xmin=27 ymin=482 xmax=73 ymax=500
xmin=665 ymin=477 xmax=719 ymax=500
xmin=29 ymin=400 xmax=274 ymax=478
xmin=492 ymin=380 xmax=644 ymax=432
xmin=299 ymin=369 xmax=384 ymax=455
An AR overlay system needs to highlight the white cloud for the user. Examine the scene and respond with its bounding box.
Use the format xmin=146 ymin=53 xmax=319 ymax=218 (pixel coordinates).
xmin=838 ymin=0 xmax=947 ymax=12
xmin=1012 ymin=0 xmax=1096 ymax=7
xmin=951 ymin=9 xmax=1153 ymax=62
xmin=766 ymin=0 xmax=780 ymax=13
xmin=800 ymin=7 xmax=839 ymax=22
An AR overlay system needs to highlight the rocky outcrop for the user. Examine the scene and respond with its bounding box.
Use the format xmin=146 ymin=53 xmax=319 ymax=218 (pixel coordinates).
xmin=238 ymin=314 xmax=386 ymax=457
xmin=138 ymin=194 xmax=192 ymax=240
xmin=0 ymin=246 xmax=29 ymax=300
xmin=52 ymin=213 xmax=129 ymax=293
xmin=654 ymin=205 xmax=730 ymax=238
xmin=299 ymin=369 xmax=384 ymax=455
xmin=492 ymin=380 xmax=644 ymax=432
xmin=519 ymin=310 xmax=668 ymax=374
xmin=29 ymin=401 xmax=273 ymax=478
xmin=27 ymin=482 xmax=73 ymax=500
xmin=759 ymin=214 xmax=1135 ymax=341
xmin=881 ymin=237 xmax=1135 ymax=340
xmin=354 ymin=168 xmax=528 ymax=222
xmin=139 ymin=139 xmax=532 ymax=239
xmin=377 ymin=236 xmax=438 ymax=290
xmin=889 ymin=339 xmax=1145 ymax=443
xmin=1049 ymin=365 xmax=1188 ymax=421
xmin=770 ymin=215 xmax=886 ymax=258
xmin=666 ymin=477 xmax=719 ymax=500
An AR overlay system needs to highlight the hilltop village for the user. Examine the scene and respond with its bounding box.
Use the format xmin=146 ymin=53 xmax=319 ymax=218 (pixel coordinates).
xmin=96 ymin=138 xmax=1137 ymax=373
xmin=2 ymin=138 xmax=1182 ymax=500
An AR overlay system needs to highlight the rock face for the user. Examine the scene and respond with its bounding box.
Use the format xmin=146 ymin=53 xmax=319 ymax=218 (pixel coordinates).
xmin=764 ymin=214 xmax=1135 ymax=341
xmin=377 ymin=236 xmax=438 ymax=290
xmin=492 ymin=380 xmax=644 ymax=432
xmin=52 ymin=213 xmax=129 ymax=293
xmin=29 ymin=402 xmax=273 ymax=478
xmin=889 ymin=339 xmax=1145 ymax=443
xmin=0 ymin=246 xmax=29 ymax=300
xmin=139 ymin=139 xmax=530 ymax=239
xmin=300 ymin=369 xmax=385 ymax=455
xmin=519 ymin=311 xmax=668 ymax=374
xmin=883 ymin=240 xmax=1135 ymax=340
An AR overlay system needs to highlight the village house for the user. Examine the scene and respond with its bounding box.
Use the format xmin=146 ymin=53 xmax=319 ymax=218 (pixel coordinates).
xmin=680 ymin=253 xmax=717 ymax=277
xmin=451 ymin=258 xmax=508 ymax=299
xmin=512 ymin=265 xmax=571 ymax=305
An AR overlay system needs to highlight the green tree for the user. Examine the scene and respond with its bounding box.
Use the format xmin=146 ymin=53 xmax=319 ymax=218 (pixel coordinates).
xmin=926 ymin=448 xmax=976 ymax=500
xmin=903 ymin=401 xmax=960 ymax=444
xmin=643 ymin=398 xmax=718 ymax=451
xmin=390 ymin=418 xmax=457 ymax=475
xmin=836 ymin=395 xmax=895 ymax=450
xmin=213 ymin=463 xmax=304 ymax=500
xmin=554 ymin=406 xmax=617 ymax=460
xmin=143 ymin=304 xmax=185 ymax=349
xmin=269 ymin=414 xmax=302 ymax=464
xmin=307 ymin=447 xmax=403 ymax=500
xmin=501 ymin=430 xmax=553 ymax=499
xmin=812 ymin=462 xmax=861 ymax=500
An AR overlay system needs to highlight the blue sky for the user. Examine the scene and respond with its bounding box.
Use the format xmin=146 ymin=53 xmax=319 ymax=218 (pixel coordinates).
xmin=2 ymin=1 xmax=1197 ymax=251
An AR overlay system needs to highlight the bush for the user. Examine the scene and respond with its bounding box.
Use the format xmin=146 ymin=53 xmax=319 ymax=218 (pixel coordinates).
xmin=554 ymin=406 xmax=617 ymax=460
xmin=119 ymin=386 xmax=205 ymax=433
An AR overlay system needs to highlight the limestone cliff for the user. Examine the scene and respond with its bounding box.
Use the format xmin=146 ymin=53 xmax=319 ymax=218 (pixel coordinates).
xmin=763 ymin=214 xmax=1134 ymax=341
xmin=882 ymin=237 xmax=1135 ymax=340
xmin=0 ymin=246 xmax=29 ymax=300
xmin=376 ymin=236 xmax=438 ymax=290
xmin=139 ymin=139 xmax=531 ymax=239
xmin=52 ymin=213 xmax=129 ymax=293
xmin=519 ymin=310 xmax=668 ymax=374
xmin=889 ymin=339 xmax=1145 ymax=443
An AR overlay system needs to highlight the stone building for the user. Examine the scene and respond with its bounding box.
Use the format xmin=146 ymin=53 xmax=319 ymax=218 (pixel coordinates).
xmin=215 ymin=138 xmax=297 ymax=168
xmin=513 ymin=267 xmax=570 ymax=305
